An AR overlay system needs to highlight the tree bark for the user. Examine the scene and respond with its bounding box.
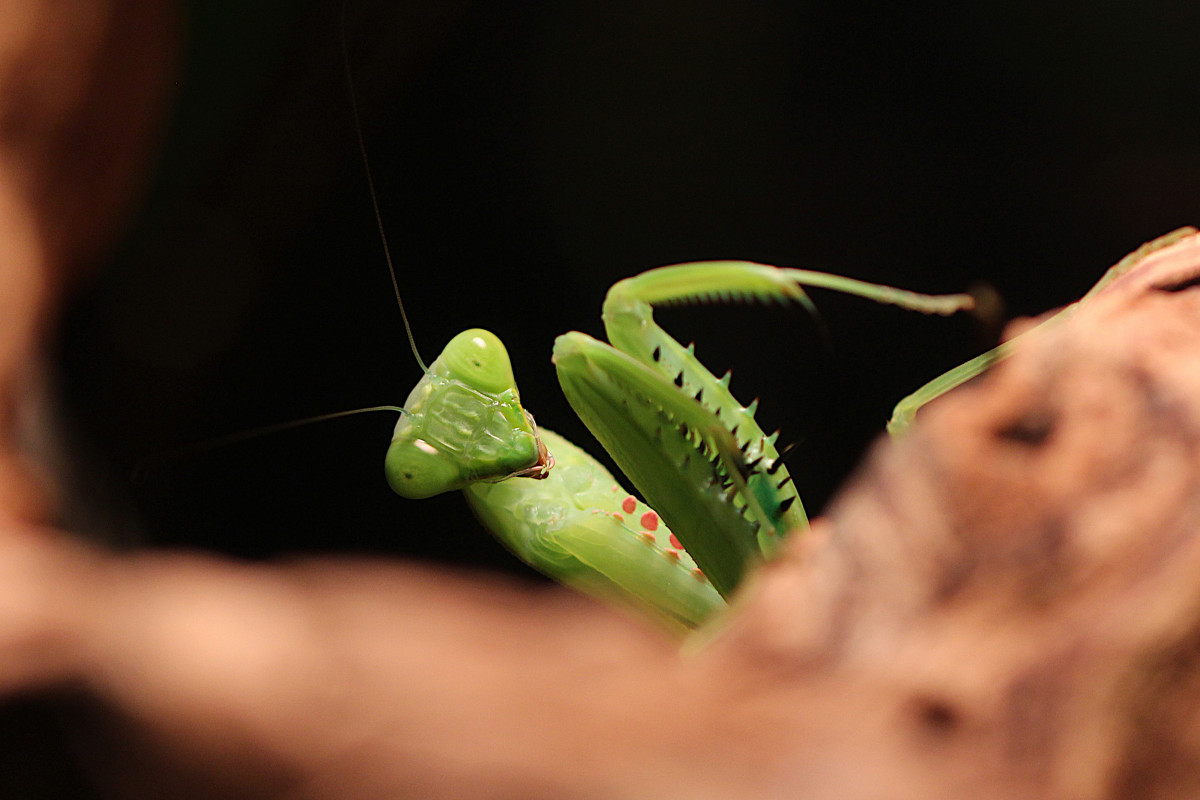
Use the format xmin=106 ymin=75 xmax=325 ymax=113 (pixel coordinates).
xmin=0 ymin=0 xmax=175 ymax=522
xmin=710 ymin=231 xmax=1200 ymax=798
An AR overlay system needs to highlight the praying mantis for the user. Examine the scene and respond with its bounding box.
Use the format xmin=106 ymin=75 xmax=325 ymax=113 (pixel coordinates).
xmin=316 ymin=16 xmax=1184 ymax=634
xmin=385 ymin=265 xmax=975 ymax=631
xmin=384 ymin=226 xmax=1200 ymax=634
xmin=324 ymin=18 xmax=979 ymax=632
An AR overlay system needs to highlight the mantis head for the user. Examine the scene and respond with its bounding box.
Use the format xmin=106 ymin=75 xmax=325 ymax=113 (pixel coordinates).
xmin=386 ymin=328 xmax=551 ymax=499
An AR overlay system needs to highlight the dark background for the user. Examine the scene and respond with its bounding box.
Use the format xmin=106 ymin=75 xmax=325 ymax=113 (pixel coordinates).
xmin=57 ymin=1 xmax=1200 ymax=575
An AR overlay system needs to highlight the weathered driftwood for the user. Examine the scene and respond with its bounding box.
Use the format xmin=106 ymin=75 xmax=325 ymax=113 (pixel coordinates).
xmin=5 ymin=1 xmax=1200 ymax=798
xmin=707 ymin=231 xmax=1200 ymax=799
xmin=0 ymin=0 xmax=174 ymax=522
xmin=1 ymin=231 xmax=1189 ymax=800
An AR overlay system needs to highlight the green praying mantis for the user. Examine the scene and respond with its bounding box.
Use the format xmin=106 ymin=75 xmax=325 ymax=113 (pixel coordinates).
xmin=314 ymin=24 xmax=962 ymax=631
xmin=384 ymin=264 xmax=975 ymax=632
xmin=382 ymin=226 xmax=1199 ymax=634
xmin=312 ymin=21 xmax=1196 ymax=635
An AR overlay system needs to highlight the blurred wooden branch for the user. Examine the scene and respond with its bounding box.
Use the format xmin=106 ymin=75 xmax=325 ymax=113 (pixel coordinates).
xmin=0 ymin=0 xmax=175 ymax=521
xmin=3 ymin=1 xmax=1200 ymax=798
xmin=710 ymin=232 xmax=1200 ymax=798
xmin=7 ymin=231 xmax=1189 ymax=800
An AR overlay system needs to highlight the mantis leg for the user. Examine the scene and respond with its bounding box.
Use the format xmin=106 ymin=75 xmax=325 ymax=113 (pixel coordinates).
xmin=886 ymin=227 xmax=1200 ymax=435
xmin=555 ymin=261 xmax=975 ymax=598
xmin=553 ymin=333 xmax=768 ymax=598
xmin=887 ymin=329 xmax=1037 ymax=435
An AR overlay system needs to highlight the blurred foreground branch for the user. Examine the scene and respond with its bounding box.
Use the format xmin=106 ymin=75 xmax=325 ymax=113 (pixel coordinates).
xmin=0 ymin=0 xmax=173 ymax=521
xmin=2 ymin=233 xmax=1198 ymax=800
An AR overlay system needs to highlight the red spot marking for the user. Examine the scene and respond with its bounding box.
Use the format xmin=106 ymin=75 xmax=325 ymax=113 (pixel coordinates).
xmin=612 ymin=514 xmax=624 ymax=523
xmin=640 ymin=532 xmax=656 ymax=545
xmin=691 ymin=568 xmax=707 ymax=582
xmin=622 ymin=496 xmax=637 ymax=514
xmin=669 ymin=533 xmax=682 ymax=550
xmin=640 ymin=511 xmax=658 ymax=531
xmin=662 ymin=550 xmax=679 ymax=563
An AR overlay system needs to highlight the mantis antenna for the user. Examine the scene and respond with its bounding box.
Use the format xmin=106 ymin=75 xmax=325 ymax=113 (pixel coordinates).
xmin=339 ymin=1 xmax=427 ymax=373
xmin=173 ymin=406 xmax=405 ymax=453
xmin=137 ymin=9 xmax=444 ymax=479
xmin=133 ymin=405 xmax=407 ymax=482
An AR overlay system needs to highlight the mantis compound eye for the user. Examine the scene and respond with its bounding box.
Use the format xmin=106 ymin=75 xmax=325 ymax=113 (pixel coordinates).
xmin=385 ymin=437 xmax=463 ymax=499
xmin=440 ymin=328 xmax=517 ymax=395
